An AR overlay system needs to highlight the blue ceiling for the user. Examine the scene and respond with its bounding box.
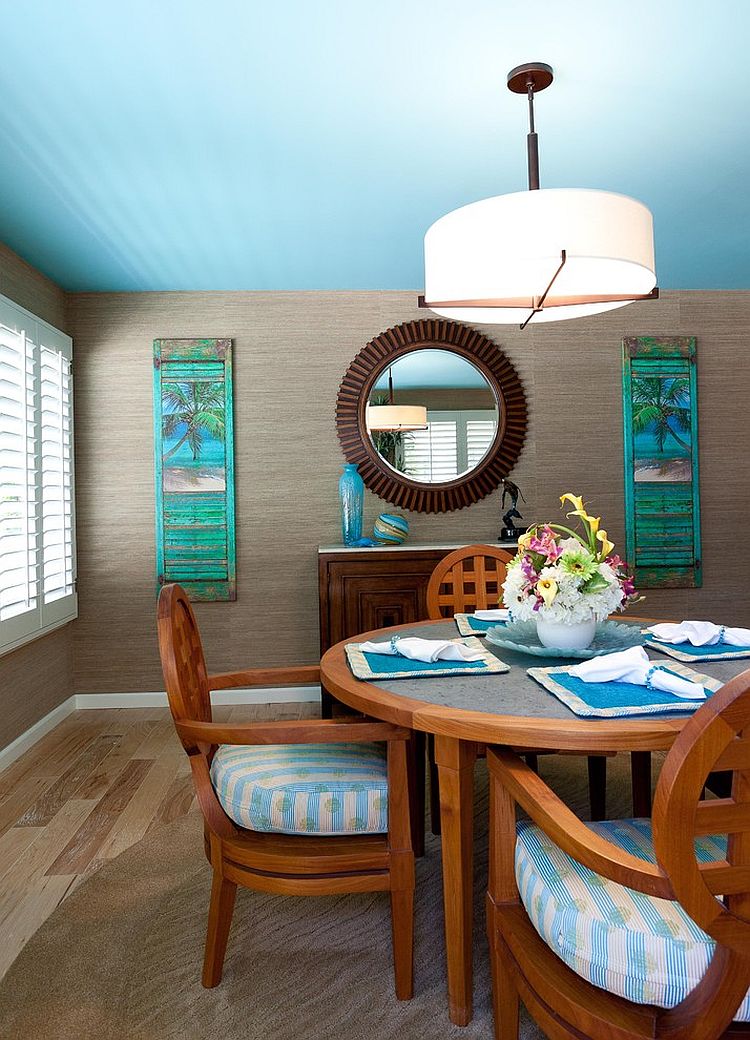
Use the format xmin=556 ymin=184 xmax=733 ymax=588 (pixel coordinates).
xmin=0 ymin=0 xmax=748 ymax=292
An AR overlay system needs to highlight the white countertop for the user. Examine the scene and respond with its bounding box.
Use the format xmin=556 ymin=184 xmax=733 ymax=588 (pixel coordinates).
xmin=318 ymin=542 xmax=518 ymax=553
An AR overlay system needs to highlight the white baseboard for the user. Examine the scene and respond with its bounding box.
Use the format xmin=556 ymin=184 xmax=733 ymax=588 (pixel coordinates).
xmin=0 ymin=695 xmax=77 ymax=774
xmin=0 ymin=685 xmax=321 ymax=774
xmin=74 ymin=686 xmax=321 ymax=709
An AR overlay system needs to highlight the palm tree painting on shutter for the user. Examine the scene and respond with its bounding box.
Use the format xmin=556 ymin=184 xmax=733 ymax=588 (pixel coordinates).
xmin=622 ymin=337 xmax=701 ymax=588
xmin=153 ymin=338 xmax=235 ymax=601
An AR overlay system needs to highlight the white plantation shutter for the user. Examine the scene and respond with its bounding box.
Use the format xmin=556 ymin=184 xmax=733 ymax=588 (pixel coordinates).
xmin=0 ymin=295 xmax=76 ymax=654
xmin=403 ymin=420 xmax=458 ymax=481
xmin=466 ymin=416 xmax=497 ymax=468
xmin=402 ymin=410 xmax=497 ymax=482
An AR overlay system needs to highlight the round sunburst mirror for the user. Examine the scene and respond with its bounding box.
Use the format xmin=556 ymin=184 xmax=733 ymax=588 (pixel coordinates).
xmin=335 ymin=320 xmax=528 ymax=513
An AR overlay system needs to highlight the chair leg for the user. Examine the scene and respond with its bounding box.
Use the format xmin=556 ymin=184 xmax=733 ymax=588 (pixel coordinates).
xmin=490 ymin=934 xmax=519 ymax=1040
xmin=428 ymin=734 xmax=441 ymax=836
xmin=631 ymin=751 xmax=652 ymax=817
xmin=202 ymin=870 xmax=237 ymax=988
xmin=587 ymin=755 xmax=607 ymax=821
xmin=390 ymin=886 xmax=414 ymax=1000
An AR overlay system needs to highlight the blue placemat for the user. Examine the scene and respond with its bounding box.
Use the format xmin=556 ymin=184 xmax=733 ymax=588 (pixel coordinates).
xmin=527 ymin=661 xmax=723 ymax=718
xmin=454 ymin=614 xmax=509 ymax=637
xmin=345 ymin=636 xmax=509 ymax=680
xmin=646 ymin=638 xmax=750 ymax=663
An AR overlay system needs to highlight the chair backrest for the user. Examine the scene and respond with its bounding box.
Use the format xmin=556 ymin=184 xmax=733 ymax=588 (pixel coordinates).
xmin=157 ymin=583 xmax=212 ymax=744
xmin=653 ymin=670 xmax=750 ymax=956
xmin=426 ymin=544 xmax=513 ymax=619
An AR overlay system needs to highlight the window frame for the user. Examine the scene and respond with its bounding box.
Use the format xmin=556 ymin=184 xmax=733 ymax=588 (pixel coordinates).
xmin=0 ymin=292 xmax=77 ymax=657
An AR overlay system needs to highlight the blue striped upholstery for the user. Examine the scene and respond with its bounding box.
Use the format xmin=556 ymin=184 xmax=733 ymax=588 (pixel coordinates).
xmin=516 ymin=818 xmax=750 ymax=1019
xmin=210 ymin=742 xmax=388 ymax=835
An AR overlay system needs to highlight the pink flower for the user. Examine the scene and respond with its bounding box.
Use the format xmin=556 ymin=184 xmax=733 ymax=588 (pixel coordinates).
xmin=520 ymin=556 xmax=539 ymax=583
xmin=528 ymin=525 xmax=563 ymax=562
xmin=621 ymin=576 xmax=636 ymax=598
xmin=606 ymin=554 xmax=625 ymax=571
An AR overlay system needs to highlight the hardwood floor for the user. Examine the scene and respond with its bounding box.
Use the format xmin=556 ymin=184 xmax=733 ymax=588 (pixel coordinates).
xmin=0 ymin=701 xmax=316 ymax=979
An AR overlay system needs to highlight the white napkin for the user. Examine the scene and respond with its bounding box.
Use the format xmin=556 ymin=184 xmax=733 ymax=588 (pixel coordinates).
xmin=568 ymin=646 xmax=705 ymax=700
xmin=648 ymin=620 xmax=750 ymax=647
xmin=358 ymin=636 xmax=484 ymax=663
xmin=472 ymin=609 xmax=510 ymax=621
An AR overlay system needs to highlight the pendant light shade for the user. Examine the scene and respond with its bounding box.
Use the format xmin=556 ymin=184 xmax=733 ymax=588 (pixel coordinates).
xmin=424 ymin=188 xmax=656 ymax=324
xmin=365 ymin=402 xmax=428 ymax=432
xmin=419 ymin=62 xmax=658 ymax=328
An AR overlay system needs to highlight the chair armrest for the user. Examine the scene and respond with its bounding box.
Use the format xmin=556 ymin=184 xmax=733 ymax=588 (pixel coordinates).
xmin=208 ymin=665 xmax=320 ymax=690
xmin=176 ymin=715 xmax=410 ymax=748
xmin=489 ymin=747 xmax=674 ymax=900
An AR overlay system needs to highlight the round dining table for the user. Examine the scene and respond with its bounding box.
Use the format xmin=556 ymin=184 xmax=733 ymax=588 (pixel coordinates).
xmin=320 ymin=616 xmax=750 ymax=1027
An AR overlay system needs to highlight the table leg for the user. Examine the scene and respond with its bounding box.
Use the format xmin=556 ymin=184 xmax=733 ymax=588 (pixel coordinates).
xmin=406 ymin=730 xmax=426 ymax=858
xmin=435 ymin=735 xmax=478 ymax=1027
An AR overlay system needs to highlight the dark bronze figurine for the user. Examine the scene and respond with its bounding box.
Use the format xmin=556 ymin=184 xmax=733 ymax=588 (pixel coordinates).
xmin=500 ymin=478 xmax=527 ymax=541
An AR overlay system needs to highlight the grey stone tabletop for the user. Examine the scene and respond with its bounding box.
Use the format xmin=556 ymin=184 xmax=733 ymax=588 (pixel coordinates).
xmin=351 ymin=619 xmax=750 ymax=722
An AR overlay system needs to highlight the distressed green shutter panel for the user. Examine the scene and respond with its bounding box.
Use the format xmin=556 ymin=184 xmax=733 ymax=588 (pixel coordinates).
xmin=153 ymin=338 xmax=236 ymax=601
xmin=622 ymin=336 xmax=701 ymax=588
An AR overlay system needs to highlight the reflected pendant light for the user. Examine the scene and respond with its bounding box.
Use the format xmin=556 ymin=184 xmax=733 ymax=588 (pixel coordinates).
xmin=419 ymin=63 xmax=658 ymax=329
xmin=365 ymin=367 xmax=428 ymax=431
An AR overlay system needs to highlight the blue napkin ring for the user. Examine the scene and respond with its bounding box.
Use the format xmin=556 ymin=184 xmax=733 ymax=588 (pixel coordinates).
xmin=390 ymin=635 xmax=401 ymax=653
xmin=719 ymin=626 xmax=726 ymax=643
xmin=645 ymin=665 xmax=663 ymax=690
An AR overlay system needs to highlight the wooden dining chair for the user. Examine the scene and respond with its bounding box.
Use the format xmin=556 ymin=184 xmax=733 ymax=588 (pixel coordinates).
xmin=425 ymin=543 xmax=610 ymax=827
xmin=157 ymin=583 xmax=415 ymax=998
xmin=486 ymin=666 xmax=750 ymax=1040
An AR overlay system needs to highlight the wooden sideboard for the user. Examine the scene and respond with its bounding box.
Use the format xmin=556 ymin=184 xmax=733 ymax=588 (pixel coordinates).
xmin=318 ymin=542 xmax=516 ymax=715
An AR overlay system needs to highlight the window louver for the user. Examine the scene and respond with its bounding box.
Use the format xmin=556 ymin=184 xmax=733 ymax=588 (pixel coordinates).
xmin=0 ymin=297 xmax=76 ymax=654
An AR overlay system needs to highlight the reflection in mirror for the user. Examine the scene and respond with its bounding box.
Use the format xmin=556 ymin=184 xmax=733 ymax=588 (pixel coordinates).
xmin=367 ymin=349 xmax=499 ymax=484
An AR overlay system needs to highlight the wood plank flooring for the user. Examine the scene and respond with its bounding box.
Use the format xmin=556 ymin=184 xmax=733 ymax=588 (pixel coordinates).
xmin=0 ymin=701 xmax=315 ymax=979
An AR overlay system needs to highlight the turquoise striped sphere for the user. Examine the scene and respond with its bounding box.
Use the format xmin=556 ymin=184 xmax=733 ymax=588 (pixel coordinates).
xmin=373 ymin=513 xmax=409 ymax=544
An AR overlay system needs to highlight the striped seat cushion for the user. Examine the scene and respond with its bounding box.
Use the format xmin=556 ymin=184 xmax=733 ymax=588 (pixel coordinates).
xmin=210 ymin=742 xmax=388 ymax=835
xmin=515 ymin=818 xmax=750 ymax=1019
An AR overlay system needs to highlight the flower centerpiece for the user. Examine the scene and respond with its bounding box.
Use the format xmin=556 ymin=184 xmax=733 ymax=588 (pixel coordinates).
xmin=502 ymin=493 xmax=638 ymax=650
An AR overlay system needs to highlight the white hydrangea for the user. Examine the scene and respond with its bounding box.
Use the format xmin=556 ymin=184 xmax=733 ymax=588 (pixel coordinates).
xmin=503 ymin=557 xmax=624 ymax=624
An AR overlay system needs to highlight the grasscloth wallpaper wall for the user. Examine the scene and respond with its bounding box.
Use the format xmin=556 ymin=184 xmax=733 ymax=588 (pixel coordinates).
xmin=0 ymin=244 xmax=73 ymax=749
xmin=67 ymin=289 xmax=750 ymax=695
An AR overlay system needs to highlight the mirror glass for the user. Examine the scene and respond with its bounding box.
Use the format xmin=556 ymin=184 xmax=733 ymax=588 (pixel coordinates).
xmin=367 ymin=349 xmax=500 ymax=484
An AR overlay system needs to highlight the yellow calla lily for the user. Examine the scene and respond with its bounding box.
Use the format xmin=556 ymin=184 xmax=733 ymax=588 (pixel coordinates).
xmin=587 ymin=515 xmax=601 ymax=536
xmin=560 ymin=493 xmax=585 ymax=513
xmin=517 ymin=530 xmax=534 ymax=552
xmin=596 ymin=529 xmax=615 ymax=558
xmin=537 ymin=577 xmax=558 ymax=607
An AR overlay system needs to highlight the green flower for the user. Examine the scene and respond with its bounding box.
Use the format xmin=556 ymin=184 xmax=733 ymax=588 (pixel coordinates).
xmin=559 ymin=547 xmax=597 ymax=581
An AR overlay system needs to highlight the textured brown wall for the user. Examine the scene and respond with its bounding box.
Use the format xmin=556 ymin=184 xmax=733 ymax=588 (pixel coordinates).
xmin=0 ymin=243 xmax=74 ymax=749
xmin=67 ymin=289 xmax=750 ymax=694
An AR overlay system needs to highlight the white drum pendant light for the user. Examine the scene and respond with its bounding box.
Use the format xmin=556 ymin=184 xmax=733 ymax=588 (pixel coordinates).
xmin=419 ymin=63 xmax=658 ymax=329
xmin=365 ymin=367 xmax=428 ymax=432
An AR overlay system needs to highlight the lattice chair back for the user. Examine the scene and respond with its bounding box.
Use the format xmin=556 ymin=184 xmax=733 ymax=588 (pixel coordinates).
xmin=426 ymin=544 xmax=513 ymax=619
xmin=157 ymin=583 xmax=212 ymax=747
xmin=653 ymin=671 xmax=750 ymax=963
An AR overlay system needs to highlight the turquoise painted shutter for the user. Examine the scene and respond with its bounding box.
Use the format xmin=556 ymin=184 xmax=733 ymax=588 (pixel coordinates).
xmin=153 ymin=338 xmax=236 ymax=601
xmin=622 ymin=337 xmax=701 ymax=588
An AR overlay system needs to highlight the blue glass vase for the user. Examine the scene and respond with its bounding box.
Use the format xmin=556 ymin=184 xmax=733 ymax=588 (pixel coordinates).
xmin=339 ymin=463 xmax=364 ymax=546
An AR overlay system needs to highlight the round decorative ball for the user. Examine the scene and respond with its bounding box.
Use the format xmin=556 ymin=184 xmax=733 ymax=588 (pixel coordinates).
xmin=373 ymin=513 xmax=409 ymax=544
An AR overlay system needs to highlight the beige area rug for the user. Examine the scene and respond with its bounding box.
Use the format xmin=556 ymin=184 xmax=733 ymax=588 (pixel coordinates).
xmin=0 ymin=754 xmax=638 ymax=1040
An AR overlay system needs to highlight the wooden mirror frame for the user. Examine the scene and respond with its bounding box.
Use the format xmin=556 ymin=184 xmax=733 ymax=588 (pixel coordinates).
xmin=336 ymin=319 xmax=528 ymax=513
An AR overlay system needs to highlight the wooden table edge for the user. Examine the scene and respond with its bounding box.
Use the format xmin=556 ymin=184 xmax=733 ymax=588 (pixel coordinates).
xmin=320 ymin=616 xmax=692 ymax=752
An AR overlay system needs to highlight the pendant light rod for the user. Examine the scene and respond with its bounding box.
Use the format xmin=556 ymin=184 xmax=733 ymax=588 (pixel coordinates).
xmin=526 ymin=81 xmax=539 ymax=190
xmin=507 ymin=62 xmax=553 ymax=191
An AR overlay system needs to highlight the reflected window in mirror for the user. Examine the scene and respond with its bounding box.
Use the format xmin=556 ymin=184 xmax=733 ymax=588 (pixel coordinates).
xmin=367 ymin=349 xmax=499 ymax=485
